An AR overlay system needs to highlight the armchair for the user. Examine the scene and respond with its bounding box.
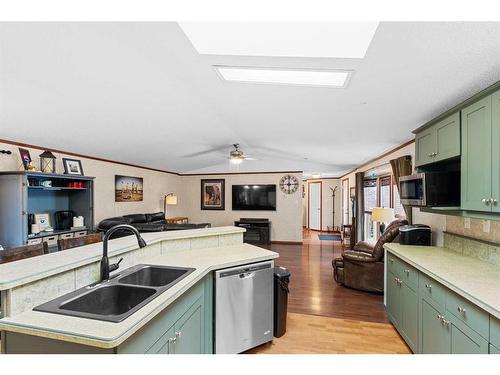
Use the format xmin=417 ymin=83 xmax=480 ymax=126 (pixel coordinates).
xmin=332 ymin=219 xmax=408 ymax=293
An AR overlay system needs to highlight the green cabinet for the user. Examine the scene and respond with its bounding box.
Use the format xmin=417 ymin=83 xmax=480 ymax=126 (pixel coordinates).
xmin=386 ymin=251 xmax=497 ymax=355
xmin=118 ymin=274 xmax=213 ymax=354
xmin=492 ymin=89 xmax=500 ymax=213
xmin=400 ymin=283 xmax=418 ymax=351
xmin=386 ymin=269 xmax=418 ymax=352
xmin=461 ymin=96 xmax=493 ymax=211
xmin=172 ymin=296 xmax=204 ymax=354
xmin=490 ymin=344 xmax=500 ymax=354
xmin=415 ymin=112 xmax=461 ymax=167
xmin=421 ymin=298 xmax=449 ymax=354
xmin=449 ymin=316 xmax=489 ymax=354
xmin=386 ymin=272 xmax=401 ymax=325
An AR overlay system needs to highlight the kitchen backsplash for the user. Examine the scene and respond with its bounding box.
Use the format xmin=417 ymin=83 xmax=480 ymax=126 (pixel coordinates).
xmin=446 ymin=216 xmax=500 ymax=243
xmin=444 ymin=216 xmax=500 ymax=266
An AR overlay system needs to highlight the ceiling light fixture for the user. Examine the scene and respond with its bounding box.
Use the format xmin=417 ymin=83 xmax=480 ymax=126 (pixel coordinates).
xmin=215 ymin=66 xmax=352 ymax=88
xmin=179 ymin=22 xmax=379 ymax=58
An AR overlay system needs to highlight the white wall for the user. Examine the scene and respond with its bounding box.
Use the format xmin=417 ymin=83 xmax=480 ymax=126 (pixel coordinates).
xmin=303 ymin=178 xmax=342 ymax=231
xmin=179 ymin=173 xmax=303 ymax=242
xmin=0 ymin=141 xmax=184 ymax=224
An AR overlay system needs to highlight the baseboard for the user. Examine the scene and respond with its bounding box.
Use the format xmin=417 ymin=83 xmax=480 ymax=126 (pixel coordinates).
xmin=271 ymin=240 xmax=303 ymax=245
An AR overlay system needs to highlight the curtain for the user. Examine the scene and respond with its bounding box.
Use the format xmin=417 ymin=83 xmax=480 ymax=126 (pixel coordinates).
xmin=353 ymin=172 xmax=365 ymax=245
xmin=390 ymin=155 xmax=413 ymax=224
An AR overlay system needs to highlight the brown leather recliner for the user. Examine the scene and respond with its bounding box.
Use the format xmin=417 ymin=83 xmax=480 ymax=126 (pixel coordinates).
xmin=332 ymin=219 xmax=408 ymax=293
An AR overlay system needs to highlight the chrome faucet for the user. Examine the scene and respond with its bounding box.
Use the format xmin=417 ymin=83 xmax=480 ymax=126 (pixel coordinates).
xmin=100 ymin=224 xmax=147 ymax=281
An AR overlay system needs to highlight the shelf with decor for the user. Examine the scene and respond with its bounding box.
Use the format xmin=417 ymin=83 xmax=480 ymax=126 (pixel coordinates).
xmin=0 ymin=171 xmax=95 ymax=250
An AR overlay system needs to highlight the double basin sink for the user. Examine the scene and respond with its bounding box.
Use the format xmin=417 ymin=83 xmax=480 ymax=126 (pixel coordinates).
xmin=34 ymin=264 xmax=195 ymax=323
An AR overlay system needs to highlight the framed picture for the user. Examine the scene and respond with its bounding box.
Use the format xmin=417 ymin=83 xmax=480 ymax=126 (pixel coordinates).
xmin=62 ymin=158 xmax=84 ymax=175
xmin=34 ymin=212 xmax=51 ymax=230
xmin=201 ymin=179 xmax=225 ymax=210
xmin=18 ymin=148 xmax=32 ymax=170
xmin=115 ymin=175 xmax=144 ymax=202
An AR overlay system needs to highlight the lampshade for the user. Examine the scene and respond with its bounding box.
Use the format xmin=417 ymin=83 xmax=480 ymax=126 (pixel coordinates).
xmin=165 ymin=194 xmax=178 ymax=205
xmin=371 ymin=207 xmax=394 ymax=223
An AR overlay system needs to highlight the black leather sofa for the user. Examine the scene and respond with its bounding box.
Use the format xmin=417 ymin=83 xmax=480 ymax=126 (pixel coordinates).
xmin=97 ymin=212 xmax=210 ymax=238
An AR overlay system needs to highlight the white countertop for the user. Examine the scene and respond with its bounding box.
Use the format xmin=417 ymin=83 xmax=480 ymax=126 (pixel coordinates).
xmin=384 ymin=243 xmax=500 ymax=319
xmin=0 ymin=243 xmax=278 ymax=348
xmin=0 ymin=226 xmax=245 ymax=290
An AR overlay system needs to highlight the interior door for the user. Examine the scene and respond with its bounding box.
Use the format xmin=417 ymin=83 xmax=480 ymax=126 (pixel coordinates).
xmin=341 ymin=179 xmax=349 ymax=225
xmin=308 ymin=182 xmax=321 ymax=230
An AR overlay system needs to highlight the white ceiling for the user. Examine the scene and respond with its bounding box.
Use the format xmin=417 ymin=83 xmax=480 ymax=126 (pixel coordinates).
xmin=0 ymin=22 xmax=500 ymax=177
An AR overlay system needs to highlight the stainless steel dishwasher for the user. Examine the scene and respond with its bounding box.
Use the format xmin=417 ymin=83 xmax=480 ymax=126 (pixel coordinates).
xmin=214 ymin=260 xmax=274 ymax=354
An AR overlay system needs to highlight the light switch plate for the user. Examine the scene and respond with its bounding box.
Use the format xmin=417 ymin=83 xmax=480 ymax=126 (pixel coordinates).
xmin=464 ymin=218 xmax=471 ymax=229
xmin=483 ymin=220 xmax=491 ymax=233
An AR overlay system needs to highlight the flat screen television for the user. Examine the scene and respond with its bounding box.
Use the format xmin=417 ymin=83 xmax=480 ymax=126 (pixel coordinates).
xmin=232 ymin=184 xmax=277 ymax=211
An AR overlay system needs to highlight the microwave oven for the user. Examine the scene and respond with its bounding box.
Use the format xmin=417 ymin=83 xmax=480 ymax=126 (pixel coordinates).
xmin=399 ymin=171 xmax=460 ymax=207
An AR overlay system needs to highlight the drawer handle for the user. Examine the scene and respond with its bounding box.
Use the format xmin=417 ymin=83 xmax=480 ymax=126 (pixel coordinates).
xmin=425 ymin=284 xmax=432 ymax=289
xmin=404 ymin=269 xmax=410 ymax=275
xmin=457 ymin=306 xmax=466 ymax=314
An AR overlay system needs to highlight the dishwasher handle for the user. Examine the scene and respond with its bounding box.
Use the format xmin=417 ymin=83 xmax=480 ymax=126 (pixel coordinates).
xmin=239 ymin=272 xmax=255 ymax=279
xmin=217 ymin=262 xmax=272 ymax=278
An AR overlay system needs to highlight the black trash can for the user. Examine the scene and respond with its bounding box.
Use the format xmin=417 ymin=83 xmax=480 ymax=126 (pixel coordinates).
xmin=273 ymin=266 xmax=290 ymax=338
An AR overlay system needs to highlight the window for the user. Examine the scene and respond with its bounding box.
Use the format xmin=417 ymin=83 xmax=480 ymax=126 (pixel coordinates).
xmin=393 ymin=183 xmax=406 ymax=218
xmin=380 ymin=176 xmax=392 ymax=208
xmin=363 ymin=179 xmax=378 ymax=242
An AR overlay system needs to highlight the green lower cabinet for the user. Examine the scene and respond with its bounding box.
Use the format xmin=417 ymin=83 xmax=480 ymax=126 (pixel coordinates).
xmin=386 ymin=272 xmax=401 ymax=325
xmin=118 ymin=274 xmax=213 ymax=354
xmin=386 ymin=269 xmax=418 ymax=352
xmin=172 ymin=296 xmax=204 ymax=354
xmin=450 ymin=321 xmax=488 ymax=354
xmin=400 ymin=283 xmax=418 ymax=352
xmin=420 ymin=298 xmax=450 ymax=354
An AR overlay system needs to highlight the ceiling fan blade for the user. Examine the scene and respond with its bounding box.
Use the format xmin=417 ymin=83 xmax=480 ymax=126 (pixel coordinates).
xmin=182 ymin=144 xmax=230 ymax=158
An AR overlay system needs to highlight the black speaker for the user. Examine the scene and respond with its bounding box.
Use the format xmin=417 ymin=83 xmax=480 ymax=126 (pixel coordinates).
xmin=54 ymin=210 xmax=74 ymax=230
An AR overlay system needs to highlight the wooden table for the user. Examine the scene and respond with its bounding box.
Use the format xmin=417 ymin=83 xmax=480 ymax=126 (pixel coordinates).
xmin=166 ymin=217 xmax=188 ymax=224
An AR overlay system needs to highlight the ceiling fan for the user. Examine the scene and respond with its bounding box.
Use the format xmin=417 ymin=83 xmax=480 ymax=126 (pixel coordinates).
xmin=229 ymin=144 xmax=256 ymax=165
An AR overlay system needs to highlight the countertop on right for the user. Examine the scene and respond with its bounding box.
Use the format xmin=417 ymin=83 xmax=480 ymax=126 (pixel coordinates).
xmin=384 ymin=243 xmax=500 ymax=319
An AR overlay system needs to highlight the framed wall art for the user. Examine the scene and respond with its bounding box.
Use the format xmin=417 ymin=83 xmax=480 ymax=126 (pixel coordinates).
xmin=201 ymin=179 xmax=225 ymax=210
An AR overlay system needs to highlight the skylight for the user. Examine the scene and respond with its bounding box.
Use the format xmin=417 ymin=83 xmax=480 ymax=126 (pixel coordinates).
xmin=179 ymin=22 xmax=379 ymax=58
xmin=214 ymin=66 xmax=352 ymax=88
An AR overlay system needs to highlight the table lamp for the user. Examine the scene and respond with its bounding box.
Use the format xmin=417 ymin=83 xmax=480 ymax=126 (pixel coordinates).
xmin=164 ymin=193 xmax=178 ymax=218
xmin=371 ymin=207 xmax=394 ymax=234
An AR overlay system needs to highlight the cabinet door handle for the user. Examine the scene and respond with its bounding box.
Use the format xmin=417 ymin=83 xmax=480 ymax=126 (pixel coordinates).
xmin=437 ymin=314 xmax=443 ymax=320
xmin=482 ymin=198 xmax=490 ymax=205
xmin=491 ymin=198 xmax=498 ymax=205
xmin=404 ymin=269 xmax=410 ymax=275
xmin=175 ymin=331 xmax=182 ymax=339
xmin=457 ymin=306 xmax=466 ymax=314
xmin=425 ymin=284 xmax=432 ymax=289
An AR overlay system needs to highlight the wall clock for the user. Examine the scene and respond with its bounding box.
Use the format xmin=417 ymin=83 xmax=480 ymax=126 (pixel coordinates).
xmin=279 ymin=175 xmax=299 ymax=194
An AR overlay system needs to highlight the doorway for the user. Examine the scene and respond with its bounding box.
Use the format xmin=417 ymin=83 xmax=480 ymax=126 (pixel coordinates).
xmin=308 ymin=181 xmax=322 ymax=230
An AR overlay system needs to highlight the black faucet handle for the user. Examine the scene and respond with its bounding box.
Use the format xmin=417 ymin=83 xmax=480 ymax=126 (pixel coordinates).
xmin=109 ymin=257 xmax=123 ymax=273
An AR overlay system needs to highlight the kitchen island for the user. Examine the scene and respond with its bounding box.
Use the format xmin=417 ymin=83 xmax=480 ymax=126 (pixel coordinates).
xmin=0 ymin=227 xmax=278 ymax=353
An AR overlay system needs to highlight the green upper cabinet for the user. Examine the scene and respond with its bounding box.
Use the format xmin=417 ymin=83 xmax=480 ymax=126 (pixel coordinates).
xmin=415 ymin=112 xmax=460 ymax=167
xmin=492 ymin=89 xmax=500 ymax=213
xmin=461 ymin=94 xmax=496 ymax=212
xmin=415 ymin=128 xmax=436 ymax=167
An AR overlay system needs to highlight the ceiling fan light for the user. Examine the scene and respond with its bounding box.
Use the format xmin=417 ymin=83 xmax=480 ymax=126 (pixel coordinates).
xmin=230 ymin=156 xmax=244 ymax=165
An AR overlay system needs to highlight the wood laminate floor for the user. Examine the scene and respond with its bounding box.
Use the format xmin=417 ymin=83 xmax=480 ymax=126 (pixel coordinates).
xmin=249 ymin=228 xmax=410 ymax=354
xmin=263 ymin=229 xmax=388 ymax=323
xmin=247 ymin=312 xmax=411 ymax=354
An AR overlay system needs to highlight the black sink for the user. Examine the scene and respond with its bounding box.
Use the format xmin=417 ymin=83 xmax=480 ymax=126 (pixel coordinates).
xmin=60 ymin=285 xmax=156 ymax=316
xmin=33 ymin=264 xmax=195 ymax=323
xmin=118 ymin=266 xmax=191 ymax=287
